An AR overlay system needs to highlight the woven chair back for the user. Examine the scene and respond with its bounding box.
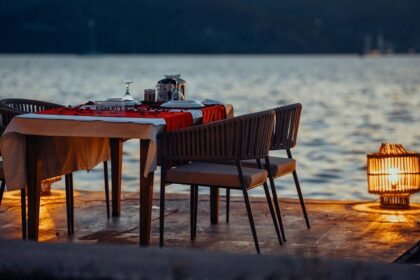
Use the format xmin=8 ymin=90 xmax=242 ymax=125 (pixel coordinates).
xmin=0 ymin=98 xmax=63 ymax=126
xmin=160 ymin=109 xmax=275 ymax=162
xmin=271 ymin=103 xmax=302 ymax=150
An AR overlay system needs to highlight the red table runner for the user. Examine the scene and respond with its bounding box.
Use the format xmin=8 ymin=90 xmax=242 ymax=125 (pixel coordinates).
xmin=37 ymin=104 xmax=227 ymax=132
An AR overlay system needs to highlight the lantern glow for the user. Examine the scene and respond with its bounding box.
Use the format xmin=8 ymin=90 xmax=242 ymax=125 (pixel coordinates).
xmin=367 ymin=143 xmax=420 ymax=209
xmin=388 ymin=167 xmax=400 ymax=187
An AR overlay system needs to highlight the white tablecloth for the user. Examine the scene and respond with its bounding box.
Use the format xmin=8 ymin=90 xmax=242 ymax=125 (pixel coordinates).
xmin=0 ymin=116 xmax=165 ymax=190
xmin=0 ymin=105 xmax=233 ymax=190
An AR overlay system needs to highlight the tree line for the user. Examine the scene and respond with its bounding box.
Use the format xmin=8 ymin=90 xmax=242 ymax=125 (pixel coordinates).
xmin=1 ymin=0 xmax=419 ymax=54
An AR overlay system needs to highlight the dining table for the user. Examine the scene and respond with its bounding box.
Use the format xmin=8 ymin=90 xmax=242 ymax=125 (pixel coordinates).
xmin=0 ymin=102 xmax=233 ymax=245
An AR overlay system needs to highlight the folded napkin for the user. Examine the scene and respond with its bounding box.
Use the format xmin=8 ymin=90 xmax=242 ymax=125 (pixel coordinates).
xmin=201 ymin=105 xmax=227 ymax=124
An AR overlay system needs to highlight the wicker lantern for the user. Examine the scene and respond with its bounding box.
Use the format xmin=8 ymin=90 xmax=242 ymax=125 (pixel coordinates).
xmin=367 ymin=143 xmax=420 ymax=209
xmin=41 ymin=176 xmax=62 ymax=196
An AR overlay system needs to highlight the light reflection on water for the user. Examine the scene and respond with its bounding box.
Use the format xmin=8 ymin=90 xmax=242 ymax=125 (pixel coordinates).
xmin=0 ymin=54 xmax=419 ymax=201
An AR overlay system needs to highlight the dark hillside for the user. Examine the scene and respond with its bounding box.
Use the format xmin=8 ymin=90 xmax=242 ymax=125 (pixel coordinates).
xmin=1 ymin=0 xmax=419 ymax=53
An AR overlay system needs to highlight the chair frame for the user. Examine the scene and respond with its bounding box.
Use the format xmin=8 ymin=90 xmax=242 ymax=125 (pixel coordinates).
xmin=270 ymin=103 xmax=310 ymax=231
xmin=159 ymin=110 xmax=282 ymax=253
xmin=224 ymin=103 xmax=310 ymax=243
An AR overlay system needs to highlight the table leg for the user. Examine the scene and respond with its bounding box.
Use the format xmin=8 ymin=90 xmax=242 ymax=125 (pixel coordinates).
xmin=26 ymin=135 xmax=42 ymax=241
xmin=110 ymin=138 xmax=123 ymax=217
xmin=139 ymin=139 xmax=154 ymax=246
xmin=210 ymin=187 xmax=219 ymax=224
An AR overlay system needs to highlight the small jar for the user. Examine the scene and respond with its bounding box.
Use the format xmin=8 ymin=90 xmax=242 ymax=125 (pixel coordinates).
xmin=144 ymin=89 xmax=156 ymax=103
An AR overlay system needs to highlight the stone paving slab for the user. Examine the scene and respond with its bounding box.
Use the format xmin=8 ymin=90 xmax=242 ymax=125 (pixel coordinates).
xmin=0 ymin=190 xmax=419 ymax=262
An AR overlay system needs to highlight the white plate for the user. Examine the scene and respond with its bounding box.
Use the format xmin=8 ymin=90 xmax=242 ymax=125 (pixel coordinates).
xmin=161 ymin=100 xmax=204 ymax=108
xmin=201 ymin=99 xmax=223 ymax=105
xmin=79 ymin=99 xmax=140 ymax=109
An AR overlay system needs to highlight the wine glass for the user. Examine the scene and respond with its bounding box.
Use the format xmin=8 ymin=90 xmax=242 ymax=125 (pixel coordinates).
xmin=121 ymin=80 xmax=139 ymax=104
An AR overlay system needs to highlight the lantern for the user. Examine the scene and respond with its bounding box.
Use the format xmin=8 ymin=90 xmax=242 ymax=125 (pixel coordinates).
xmin=367 ymin=143 xmax=420 ymax=209
xmin=41 ymin=176 xmax=62 ymax=196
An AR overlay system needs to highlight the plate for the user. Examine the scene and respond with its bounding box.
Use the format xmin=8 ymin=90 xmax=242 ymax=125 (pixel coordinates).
xmin=79 ymin=99 xmax=140 ymax=109
xmin=105 ymin=98 xmax=140 ymax=105
xmin=161 ymin=100 xmax=204 ymax=108
xmin=201 ymin=99 xmax=223 ymax=105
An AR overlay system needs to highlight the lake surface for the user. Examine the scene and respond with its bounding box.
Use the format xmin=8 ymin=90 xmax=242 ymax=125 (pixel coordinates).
xmin=0 ymin=54 xmax=419 ymax=202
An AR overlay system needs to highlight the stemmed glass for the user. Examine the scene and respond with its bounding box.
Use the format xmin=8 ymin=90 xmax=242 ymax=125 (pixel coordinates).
xmin=121 ymin=80 xmax=139 ymax=104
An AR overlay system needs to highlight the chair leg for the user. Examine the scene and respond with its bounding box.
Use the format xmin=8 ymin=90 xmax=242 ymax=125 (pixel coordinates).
xmin=65 ymin=174 xmax=72 ymax=235
xmin=190 ymin=185 xmax=196 ymax=240
xmin=292 ymin=170 xmax=310 ymax=229
xmin=226 ymin=188 xmax=230 ymax=223
xmin=0 ymin=180 xmax=5 ymax=205
xmin=257 ymin=159 xmax=282 ymax=245
xmin=209 ymin=187 xmax=219 ymax=224
xmin=262 ymin=182 xmax=283 ymax=246
xmin=193 ymin=185 xmax=198 ymax=239
xmin=103 ymin=161 xmax=110 ymax=219
xmin=159 ymin=167 xmax=166 ymax=247
xmin=265 ymin=157 xmax=287 ymax=242
xmin=237 ymin=161 xmax=260 ymax=254
xmin=242 ymin=188 xmax=260 ymax=254
xmin=21 ymin=187 xmax=27 ymax=240
xmin=65 ymin=174 xmax=75 ymax=235
xmin=190 ymin=185 xmax=193 ymax=239
xmin=287 ymin=149 xmax=310 ymax=229
xmin=69 ymin=173 xmax=74 ymax=234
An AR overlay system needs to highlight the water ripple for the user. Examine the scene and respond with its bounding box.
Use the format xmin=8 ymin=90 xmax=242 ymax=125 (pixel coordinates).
xmin=1 ymin=54 xmax=419 ymax=201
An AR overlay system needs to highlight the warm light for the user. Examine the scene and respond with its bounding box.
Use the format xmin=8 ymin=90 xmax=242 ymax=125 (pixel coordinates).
xmin=383 ymin=214 xmax=408 ymax=223
xmin=367 ymin=143 xmax=420 ymax=209
xmin=388 ymin=167 xmax=400 ymax=186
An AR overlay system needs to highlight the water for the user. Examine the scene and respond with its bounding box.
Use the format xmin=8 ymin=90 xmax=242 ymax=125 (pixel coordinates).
xmin=1 ymin=54 xmax=419 ymax=202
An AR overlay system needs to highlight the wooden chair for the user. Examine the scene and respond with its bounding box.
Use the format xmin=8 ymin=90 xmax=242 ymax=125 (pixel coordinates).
xmin=0 ymin=98 xmax=110 ymax=236
xmin=225 ymin=103 xmax=310 ymax=242
xmin=159 ymin=109 xmax=282 ymax=254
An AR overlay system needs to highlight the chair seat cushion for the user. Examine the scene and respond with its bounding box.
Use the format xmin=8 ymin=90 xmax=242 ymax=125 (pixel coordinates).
xmin=166 ymin=162 xmax=268 ymax=189
xmin=245 ymin=156 xmax=296 ymax=178
xmin=221 ymin=156 xmax=296 ymax=178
